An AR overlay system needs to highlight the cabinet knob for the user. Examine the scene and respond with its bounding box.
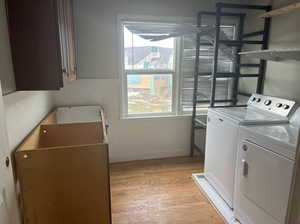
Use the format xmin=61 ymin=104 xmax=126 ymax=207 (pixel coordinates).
xmin=5 ymin=157 xmax=10 ymax=168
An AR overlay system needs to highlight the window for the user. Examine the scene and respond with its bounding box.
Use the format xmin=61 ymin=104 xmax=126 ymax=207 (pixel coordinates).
xmin=120 ymin=17 xmax=235 ymax=118
xmin=121 ymin=21 xmax=178 ymax=117
xmin=180 ymin=26 xmax=235 ymax=114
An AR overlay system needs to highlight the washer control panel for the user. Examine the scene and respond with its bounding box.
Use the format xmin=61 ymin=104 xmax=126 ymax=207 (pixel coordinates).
xmin=248 ymin=94 xmax=296 ymax=117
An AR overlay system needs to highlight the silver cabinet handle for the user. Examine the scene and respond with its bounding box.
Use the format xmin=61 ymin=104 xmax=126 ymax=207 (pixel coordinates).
xmin=242 ymin=159 xmax=248 ymax=177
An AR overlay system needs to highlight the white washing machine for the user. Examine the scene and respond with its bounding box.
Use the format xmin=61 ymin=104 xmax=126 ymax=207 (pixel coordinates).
xmin=193 ymin=94 xmax=296 ymax=224
xmin=234 ymin=108 xmax=300 ymax=224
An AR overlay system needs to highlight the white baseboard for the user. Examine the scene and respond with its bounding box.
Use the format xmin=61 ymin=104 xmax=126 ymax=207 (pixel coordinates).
xmin=192 ymin=173 xmax=241 ymax=224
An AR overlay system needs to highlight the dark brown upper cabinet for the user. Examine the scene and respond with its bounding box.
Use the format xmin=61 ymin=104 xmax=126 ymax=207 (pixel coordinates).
xmin=6 ymin=0 xmax=77 ymax=91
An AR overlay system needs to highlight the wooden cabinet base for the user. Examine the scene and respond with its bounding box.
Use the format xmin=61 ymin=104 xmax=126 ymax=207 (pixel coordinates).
xmin=15 ymin=108 xmax=111 ymax=224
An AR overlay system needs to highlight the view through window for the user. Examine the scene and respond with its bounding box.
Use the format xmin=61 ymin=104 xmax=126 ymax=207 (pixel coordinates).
xmin=121 ymin=21 xmax=235 ymax=118
xmin=123 ymin=23 xmax=175 ymax=116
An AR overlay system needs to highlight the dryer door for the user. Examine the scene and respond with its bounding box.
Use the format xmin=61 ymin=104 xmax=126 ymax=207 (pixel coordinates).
xmin=234 ymin=140 xmax=294 ymax=224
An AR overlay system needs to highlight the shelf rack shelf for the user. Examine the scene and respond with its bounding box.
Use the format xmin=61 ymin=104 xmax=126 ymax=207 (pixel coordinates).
xmin=190 ymin=3 xmax=272 ymax=157
xmin=259 ymin=2 xmax=300 ymax=18
xmin=239 ymin=49 xmax=300 ymax=61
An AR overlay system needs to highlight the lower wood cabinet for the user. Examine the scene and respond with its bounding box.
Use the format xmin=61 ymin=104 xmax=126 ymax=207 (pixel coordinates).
xmin=14 ymin=107 xmax=111 ymax=224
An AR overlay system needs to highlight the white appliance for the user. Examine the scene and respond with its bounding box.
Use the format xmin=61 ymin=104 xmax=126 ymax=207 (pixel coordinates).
xmin=205 ymin=94 xmax=296 ymax=208
xmin=193 ymin=94 xmax=296 ymax=224
xmin=234 ymin=108 xmax=300 ymax=224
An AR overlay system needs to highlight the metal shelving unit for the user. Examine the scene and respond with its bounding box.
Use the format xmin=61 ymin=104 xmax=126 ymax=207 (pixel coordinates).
xmin=239 ymin=49 xmax=300 ymax=61
xmin=190 ymin=3 xmax=272 ymax=157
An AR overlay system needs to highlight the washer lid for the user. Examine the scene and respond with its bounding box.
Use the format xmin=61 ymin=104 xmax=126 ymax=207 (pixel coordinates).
xmin=241 ymin=124 xmax=299 ymax=160
xmin=212 ymin=107 xmax=289 ymax=125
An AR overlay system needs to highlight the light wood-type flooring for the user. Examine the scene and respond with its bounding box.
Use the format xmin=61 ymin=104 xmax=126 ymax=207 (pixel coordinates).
xmin=110 ymin=156 xmax=224 ymax=224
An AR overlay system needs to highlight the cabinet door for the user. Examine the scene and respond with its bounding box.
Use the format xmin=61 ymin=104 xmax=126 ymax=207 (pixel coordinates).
xmin=16 ymin=146 xmax=111 ymax=224
xmin=57 ymin=0 xmax=77 ymax=81
xmin=6 ymin=0 xmax=64 ymax=90
xmin=57 ymin=0 xmax=68 ymax=79
xmin=65 ymin=0 xmax=77 ymax=80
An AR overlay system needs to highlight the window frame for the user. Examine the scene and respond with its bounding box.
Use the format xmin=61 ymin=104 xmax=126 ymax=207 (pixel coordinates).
xmin=118 ymin=15 xmax=238 ymax=119
xmin=119 ymin=16 xmax=182 ymax=119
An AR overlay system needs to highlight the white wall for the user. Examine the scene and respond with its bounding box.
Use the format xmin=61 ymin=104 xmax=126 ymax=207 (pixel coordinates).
xmin=54 ymin=79 xmax=192 ymax=162
xmin=0 ymin=1 xmax=55 ymax=223
xmin=73 ymin=0 xmax=216 ymax=79
xmin=0 ymin=0 xmax=55 ymax=154
xmin=265 ymin=1 xmax=300 ymax=222
xmin=3 ymin=92 xmax=54 ymax=152
xmin=263 ymin=0 xmax=300 ymax=101
xmin=0 ymin=0 xmax=15 ymax=94
xmin=53 ymin=0 xmax=219 ymax=162
xmin=240 ymin=0 xmax=300 ymax=102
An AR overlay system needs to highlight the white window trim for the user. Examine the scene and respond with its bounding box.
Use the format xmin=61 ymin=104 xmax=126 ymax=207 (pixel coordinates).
xmin=118 ymin=15 xmax=192 ymax=119
xmin=118 ymin=15 xmax=238 ymax=119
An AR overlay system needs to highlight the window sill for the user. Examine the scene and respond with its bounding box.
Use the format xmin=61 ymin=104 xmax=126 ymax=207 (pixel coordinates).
xmin=121 ymin=112 xmax=208 ymax=120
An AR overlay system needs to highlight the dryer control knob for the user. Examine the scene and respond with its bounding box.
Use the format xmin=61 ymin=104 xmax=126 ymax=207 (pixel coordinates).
xmin=283 ymin=104 xmax=290 ymax=110
xmin=276 ymin=103 xmax=283 ymax=108
xmin=264 ymin=100 xmax=272 ymax=106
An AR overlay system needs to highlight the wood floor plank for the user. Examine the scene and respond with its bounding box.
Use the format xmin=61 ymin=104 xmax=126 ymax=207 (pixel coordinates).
xmin=110 ymin=157 xmax=225 ymax=224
